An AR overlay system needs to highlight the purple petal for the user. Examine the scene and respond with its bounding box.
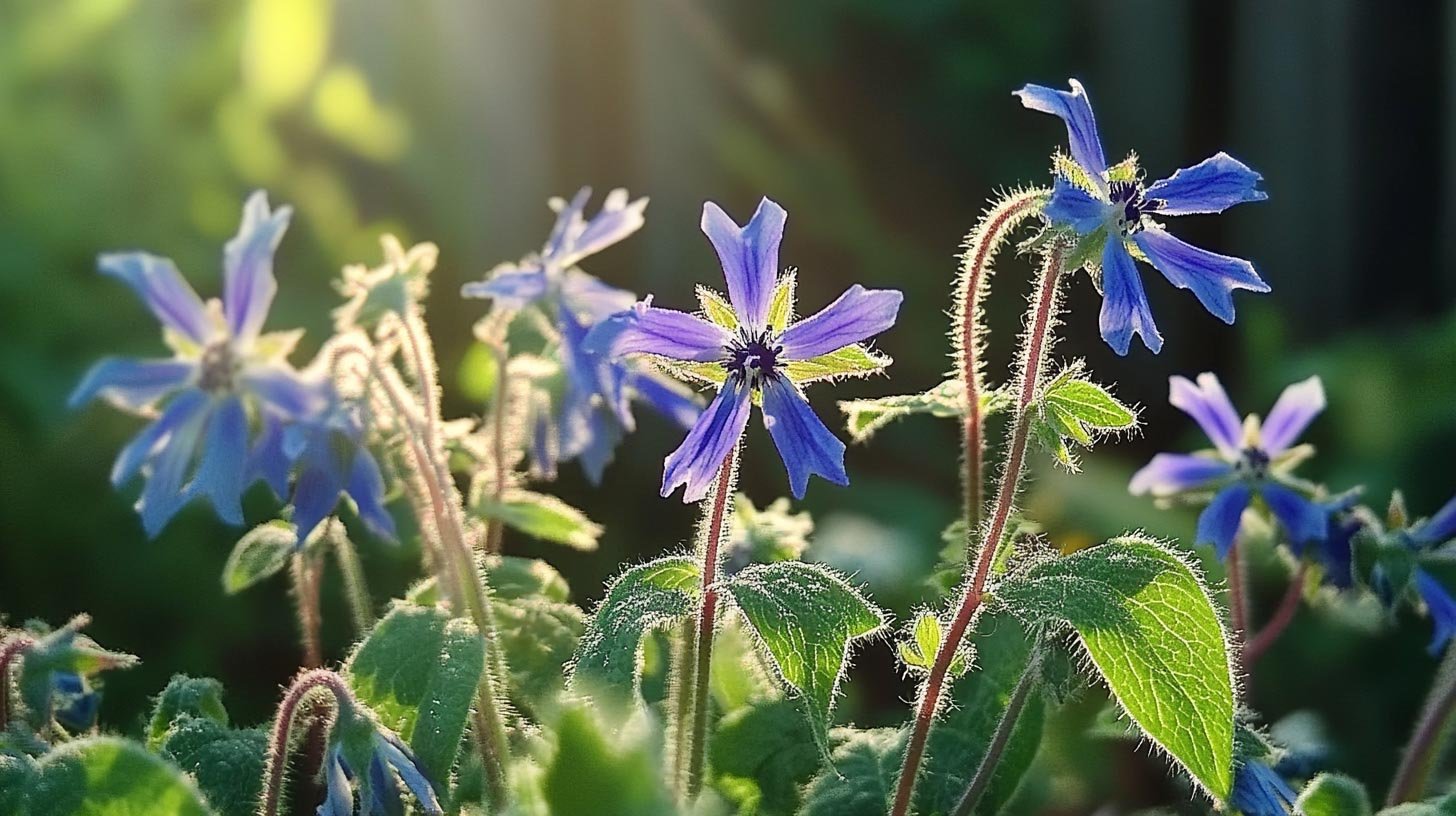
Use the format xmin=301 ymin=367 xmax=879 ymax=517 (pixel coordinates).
xmin=224 ymin=191 xmax=292 ymax=342
xmin=544 ymin=187 xmax=592 ymax=260
xmin=1128 ymin=453 xmax=1233 ymax=497
xmin=778 ymin=285 xmax=903 ymax=361
xmin=1169 ymin=373 xmax=1244 ymax=459
xmin=1416 ymin=569 xmax=1456 ymax=655
xmin=662 ymin=378 xmax=753 ymax=502
xmin=1014 ymin=79 xmax=1107 ymax=178
xmin=187 ymin=395 xmax=249 ymax=526
xmin=318 ymin=749 xmax=354 ymax=816
xmin=701 ymin=198 xmax=786 ymax=331
xmin=561 ymin=269 xmax=637 ymax=322
xmin=138 ymin=396 xmax=213 ymax=537
xmin=99 ymin=252 xmax=214 ymax=346
xmin=240 ymin=365 xmax=326 ymax=418
xmin=1098 ymin=239 xmax=1162 ymax=355
xmin=291 ymin=461 xmax=341 ymax=547
xmin=69 ymin=357 xmax=196 ymax=411
xmin=348 ymin=447 xmax=397 ymax=542
xmin=1197 ymin=483 xmax=1252 ymax=559
xmin=1043 ymin=177 xmax=1109 ymax=235
xmin=586 ymin=302 xmax=731 ymax=363
xmin=1134 ymin=226 xmax=1269 ymax=325
xmin=1145 ymin=152 xmax=1268 ymax=216
xmin=760 ymin=377 xmax=848 ymax=499
xmin=1260 ymin=376 xmax=1325 ymax=455
xmin=460 ymin=263 xmax=548 ymax=309
xmin=112 ymin=389 xmax=210 ymax=488
xmin=1413 ymin=494 xmax=1456 ymax=546
xmin=1260 ymin=483 xmax=1328 ymax=544
xmin=1230 ymin=761 xmax=1297 ymax=816
xmin=562 ymin=188 xmax=648 ymax=267
xmin=567 ymin=405 xmax=625 ymax=485
xmin=630 ymin=370 xmax=702 ymax=430
xmin=247 ymin=414 xmax=292 ymax=498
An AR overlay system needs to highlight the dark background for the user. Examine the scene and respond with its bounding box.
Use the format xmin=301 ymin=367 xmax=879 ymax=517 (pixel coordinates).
xmin=3 ymin=1 xmax=1455 ymax=811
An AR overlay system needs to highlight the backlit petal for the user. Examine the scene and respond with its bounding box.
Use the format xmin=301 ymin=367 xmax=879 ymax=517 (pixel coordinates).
xmin=760 ymin=377 xmax=848 ymax=499
xmin=701 ymin=198 xmax=786 ymax=330
xmin=778 ymin=285 xmax=902 ymax=361
xmin=662 ymin=378 xmax=752 ymax=502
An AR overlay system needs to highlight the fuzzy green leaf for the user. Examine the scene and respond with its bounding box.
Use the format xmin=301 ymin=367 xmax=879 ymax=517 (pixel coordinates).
xmin=1044 ymin=378 xmax=1136 ymax=429
xmin=711 ymin=697 xmax=822 ymax=815
xmin=220 ymin=521 xmax=295 ymax=594
xmin=1298 ymin=773 xmax=1372 ymax=816
xmin=542 ymin=703 xmax=674 ymax=816
xmin=26 ymin=737 xmax=212 ymax=816
xmin=147 ymin=676 xmax=229 ymax=750
xmin=993 ymin=535 xmax=1235 ymax=802
xmin=472 ymin=489 xmax=602 ymax=550
xmin=784 ymin=344 xmax=890 ymax=385
xmin=723 ymin=561 xmax=886 ymax=753
xmin=839 ymin=379 xmax=986 ymax=442
xmin=158 ymin=718 xmax=266 ymax=816
xmin=496 ymin=597 xmax=585 ymax=708
xmin=570 ymin=556 xmax=701 ymax=702
xmin=485 ymin=555 xmax=571 ymax=603
xmin=345 ymin=602 xmax=486 ymax=784
xmin=801 ymin=728 xmax=904 ymax=816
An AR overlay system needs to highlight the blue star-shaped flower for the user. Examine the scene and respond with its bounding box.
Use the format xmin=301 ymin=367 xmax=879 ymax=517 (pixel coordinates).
xmin=589 ymin=197 xmax=902 ymax=502
xmin=462 ymin=187 xmax=700 ymax=482
xmin=1017 ymin=79 xmax=1270 ymax=354
xmin=318 ymin=731 xmax=442 ymax=816
xmin=1130 ymin=373 xmax=1328 ymax=558
xmin=70 ymin=192 xmax=321 ymax=536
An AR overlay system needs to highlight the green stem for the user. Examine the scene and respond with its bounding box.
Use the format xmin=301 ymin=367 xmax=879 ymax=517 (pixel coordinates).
xmin=684 ymin=446 xmax=741 ymax=798
xmin=327 ymin=521 xmax=375 ymax=634
xmin=951 ymin=647 xmax=1043 ymax=816
xmin=1244 ymin=561 xmax=1308 ymax=665
xmin=290 ymin=552 xmax=323 ymax=669
xmin=668 ymin=618 xmax=699 ymax=797
xmin=1388 ymin=643 xmax=1456 ymax=805
xmin=1227 ymin=537 xmax=1249 ymax=678
xmin=890 ymin=241 xmax=1065 ymax=816
xmin=484 ymin=341 xmax=512 ymax=555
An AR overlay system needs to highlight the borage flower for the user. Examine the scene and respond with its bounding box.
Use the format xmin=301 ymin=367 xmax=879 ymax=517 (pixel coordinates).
xmin=1130 ymin=373 xmax=1328 ymax=558
xmin=1017 ymin=79 xmax=1269 ymax=354
xmin=277 ymin=392 xmax=397 ymax=547
xmin=462 ymin=187 xmax=700 ymax=482
xmin=1230 ymin=759 xmax=1298 ymax=816
xmin=589 ymin=197 xmax=902 ymax=501
xmin=1365 ymin=494 xmax=1456 ymax=653
xmin=70 ymin=192 xmax=320 ymax=536
xmin=319 ymin=730 xmax=442 ymax=816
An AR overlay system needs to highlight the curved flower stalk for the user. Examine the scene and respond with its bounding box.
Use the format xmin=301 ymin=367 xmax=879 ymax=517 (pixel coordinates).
xmin=1017 ymin=79 xmax=1269 ymax=354
xmin=1130 ymin=373 xmax=1330 ymax=558
xmin=71 ymin=192 xmax=320 ymax=536
xmin=462 ymin=187 xmax=699 ymax=482
xmin=590 ymin=197 xmax=903 ymax=501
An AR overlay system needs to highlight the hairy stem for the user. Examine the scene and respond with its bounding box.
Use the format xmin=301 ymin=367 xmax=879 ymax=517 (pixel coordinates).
xmin=1244 ymin=561 xmax=1308 ymax=665
xmin=684 ymin=447 xmax=741 ymax=798
xmin=1227 ymin=539 xmax=1249 ymax=677
xmin=0 ymin=635 xmax=35 ymax=730
xmin=290 ymin=552 xmax=324 ymax=669
xmin=1388 ymin=644 xmax=1456 ymax=805
xmin=328 ymin=521 xmax=376 ymax=634
xmin=258 ymin=668 xmax=354 ymax=816
xmin=668 ymin=618 xmax=699 ymax=797
xmin=955 ymin=190 xmax=1046 ymax=538
xmin=484 ymin=341 xmax=512 ymax=555
xmin=951 ymin=647 xmax=1044 ymax=816
xmin=891 ymin=242 xmax=1064 ymax=816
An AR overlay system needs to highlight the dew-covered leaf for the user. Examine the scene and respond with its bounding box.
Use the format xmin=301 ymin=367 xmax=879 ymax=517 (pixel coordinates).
xmin=147 ymin=675 xmax=229 ymax=750
xmin=723 ymin=561 xmax=886 ymax=753
xmin=26 ymin=736 xmax=212 ymax=816
xmin=221 ymin=521 xmax=295 ymax=594
xmin=472 ymin=489 xmax=602 ymax=550
xmin=993 ymin=534 xmax=1235 ymax=802
xmin=570 ymin=556 xmax=700 ymax=703
xmin=345 ymin=602 xmax=486 ymax=784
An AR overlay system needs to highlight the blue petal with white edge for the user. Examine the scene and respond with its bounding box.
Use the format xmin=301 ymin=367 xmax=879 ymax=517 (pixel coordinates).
xmin=460 ymin=263 xmax=549 ymax=309
xmin=587 ymin=304 xmax=731 ymax=363
xmin=1168 ymin=373 xmax=1244 ymax=459
xmin=376 ymin=732 xmax=443 ymax=814
xmin=1415 ymin=569 xmax=1456 ymax=655
xmin=69 ymin=357 xmax=196 ymax=411
xmin=99 ymin=253 xmax=214 ymax=347
xmin=1043 ymin=177 xmax=1109 ymax=236
xmin=1197 ymin=482 xmax=1252 ymax=559
xmin=1134 ymin=226 xmax=1269 ymax=325
xmin=662 ymin=377 xmax=753 ymax=502
xmin=1014 ymin=79 xmax=1108 ymax=178
xmin=112 ymin=389 xmax=210 ymax=488
xmin=777 ymin=285 xmax=903 ymax=361
xmin=1259 ymin=376 xmax=1325 ymax=455
xmin=224 ymin=191 xmax=292 ymax=343
xmin=1128 ymin=453 xmax=1233 ymax=497
xmin=1098 ymin=238 xmax=1161 ymax=355
xmin=187 ymin=395 xmax=250 ymax=526
xmin=1260 ymin=482 xmax=1328 ymax=545
xmin=1144 ymin=152 xmax=1267 ymax=216
xmin=701 ymin=198 xmax=786 ymax=331
xmin=1413 ymin=494 xmax=1456 ymax=546
xmin=760 ymin=377 xmax=848 ymax=499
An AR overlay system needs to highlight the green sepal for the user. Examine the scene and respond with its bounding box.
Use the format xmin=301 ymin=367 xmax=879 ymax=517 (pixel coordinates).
xmin=784 ymin=344 xmax=890 ymax=385
xmin=698 ymin=285 xmax=739 ymax=330
xmin=768 ymin=273 xmax=796 ymax=333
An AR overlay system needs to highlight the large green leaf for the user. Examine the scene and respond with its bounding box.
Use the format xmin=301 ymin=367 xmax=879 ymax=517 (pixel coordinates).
xmin=711 ymin=697 xmax=822 ymax=815
xmin=158 ymin=718 xmax=266 ymax=816
xmin=994 ymin=535 xmax=1235 ymax=802
xmin=496 ymin=597 xmax=585 ymax=708
xmin=570 ymin=556 xmax=700 ymax=702
xmin=723 ymin=561 xmax=886 ymax=753
xmin=26 ymin=737 xmax=212 ymax=816
xmin=472 ymin=489 xmax=602 ymax=550
xmin=800 ymin=728 xmax=904 ymax=816
xmin=541 ymin=703 xmax=674 ymax=816
xmin=345 ymin=602 xmax=486 ymax=784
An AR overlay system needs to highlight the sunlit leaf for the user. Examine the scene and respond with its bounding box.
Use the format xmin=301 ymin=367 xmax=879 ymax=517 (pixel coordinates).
xmin=570 ymin=556 xmax=700 ymax=703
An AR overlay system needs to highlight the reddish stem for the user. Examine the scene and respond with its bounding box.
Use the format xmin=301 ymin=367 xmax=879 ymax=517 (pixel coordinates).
xmin=291 ymin=553 xmax=324 ymax=669
xmin=1227 ymin=540 xmax=1249 ymax=677
xmin=1244 ymin=561 xmax=1309 ymax=665
xmin=684 ymin=449 xmax=740 ymax=797
xmin=890 ymin=244 xmax=1064 ymax=816
xmin=259 ymin=669 xmax=354 ymax=816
